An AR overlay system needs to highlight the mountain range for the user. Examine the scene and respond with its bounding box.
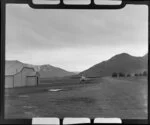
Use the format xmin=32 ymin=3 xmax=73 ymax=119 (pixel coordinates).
xmin=80 ymin=53 xmax=148 ymax=77
xmin=6 ymin=52 xmax=148 ymax=78
xmin=38 ymin=65 xmax=76 ymax=78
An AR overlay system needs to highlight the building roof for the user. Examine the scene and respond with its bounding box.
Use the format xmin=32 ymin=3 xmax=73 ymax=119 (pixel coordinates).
xmin=5 ymin=60 xmax=35 ymax=76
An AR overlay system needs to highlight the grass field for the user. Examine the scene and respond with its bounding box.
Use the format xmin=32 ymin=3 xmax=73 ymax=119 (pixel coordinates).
xmin=5 ymin=76 xmax=147 ymax=119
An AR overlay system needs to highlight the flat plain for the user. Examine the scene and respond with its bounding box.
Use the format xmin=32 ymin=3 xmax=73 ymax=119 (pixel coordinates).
xmin=5 ymin=76 xmax=147 ymax=119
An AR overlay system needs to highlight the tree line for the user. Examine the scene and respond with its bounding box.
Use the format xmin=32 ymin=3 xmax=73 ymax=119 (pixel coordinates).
xmin=112 ymin=71 xmax=148 ymax=77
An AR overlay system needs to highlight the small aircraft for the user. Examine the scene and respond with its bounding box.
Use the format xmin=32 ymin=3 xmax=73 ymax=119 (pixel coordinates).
xmin=79 ymin=75 xmax=88 ymax=83
xmin=70 ymin=74 xmax=101 ymax=84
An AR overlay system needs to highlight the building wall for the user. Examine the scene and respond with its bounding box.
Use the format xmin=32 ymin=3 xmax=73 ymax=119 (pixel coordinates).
xmin=14 ymin=72 xmax=22 ymax=87
xmin=5 ymin=76 xmax=14 ymax=88
xmin=13 ymin=68 xmax=36 ymax=87
xmin=21 ymin=68 xmax=35 ymax=87
xmin=26 ymin=76 xmax=37 ymax=86
xmin=5 ymin=67 xmax=38 ymax=88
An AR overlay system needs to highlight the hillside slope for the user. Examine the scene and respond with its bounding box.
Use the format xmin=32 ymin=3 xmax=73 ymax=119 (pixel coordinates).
xmin=80 ymin=53 xmax=147 ymax=77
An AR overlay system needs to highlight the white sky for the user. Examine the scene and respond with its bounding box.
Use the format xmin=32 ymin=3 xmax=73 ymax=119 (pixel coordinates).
xmin=6 ymin=4 xmax=148 ymax=72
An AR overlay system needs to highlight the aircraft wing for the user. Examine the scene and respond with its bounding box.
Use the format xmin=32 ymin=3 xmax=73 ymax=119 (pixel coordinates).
xmin=70 ymin=76 xmax=102 ymax=79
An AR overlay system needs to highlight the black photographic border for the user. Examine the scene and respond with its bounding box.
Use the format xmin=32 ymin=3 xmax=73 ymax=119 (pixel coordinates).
xmin=0 ymin=0 xmax=150 ymax=124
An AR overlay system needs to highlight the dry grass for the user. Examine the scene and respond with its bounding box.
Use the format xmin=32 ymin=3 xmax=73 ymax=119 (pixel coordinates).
xmin=5 ymin=76 xmax=147 ymax=119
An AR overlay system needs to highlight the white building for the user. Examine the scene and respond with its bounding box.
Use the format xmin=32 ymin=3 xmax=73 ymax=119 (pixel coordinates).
xmin=5 ymin=60 xmax=40 ymax=88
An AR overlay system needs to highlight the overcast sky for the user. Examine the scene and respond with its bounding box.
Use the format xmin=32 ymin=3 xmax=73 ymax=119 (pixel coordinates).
xmin=6 ymin=4 xmax=148 ymax=72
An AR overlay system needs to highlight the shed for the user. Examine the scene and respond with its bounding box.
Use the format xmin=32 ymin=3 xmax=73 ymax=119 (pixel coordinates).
xmin=5 ymin=60 xmax=40 ymax=88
